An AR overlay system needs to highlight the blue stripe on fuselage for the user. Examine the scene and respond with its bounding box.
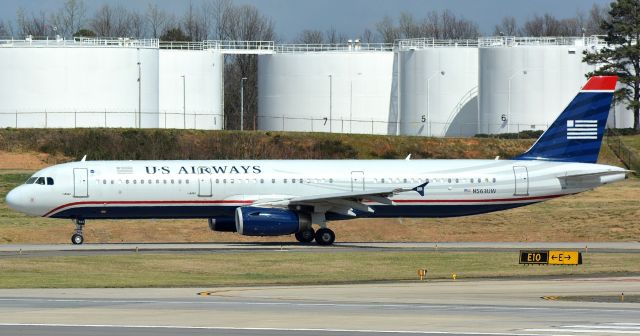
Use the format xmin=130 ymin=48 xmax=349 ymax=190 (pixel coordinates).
xmin=50 ymin=203 xmax=537 ymax=220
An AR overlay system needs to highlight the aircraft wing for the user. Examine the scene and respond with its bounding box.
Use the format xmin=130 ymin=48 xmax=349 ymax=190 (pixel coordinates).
xmin=251 ymin=181 xmax=429 ymax=217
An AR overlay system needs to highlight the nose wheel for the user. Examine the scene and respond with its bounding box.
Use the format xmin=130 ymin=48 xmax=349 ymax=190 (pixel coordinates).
xmin=71 ymin=219 xmax=85 ymax=245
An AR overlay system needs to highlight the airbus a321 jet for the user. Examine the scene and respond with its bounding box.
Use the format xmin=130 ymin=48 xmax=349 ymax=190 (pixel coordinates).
xmin=6 ymin=76 xmax=631 ymax=245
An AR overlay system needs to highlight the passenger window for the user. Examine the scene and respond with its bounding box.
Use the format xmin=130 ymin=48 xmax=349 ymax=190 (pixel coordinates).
xmin=329 ymin=178 xmax=333 ymax=183
xmin=178 ymin=180 xmax=182 ymax=184
xmin=141 ymin=180 xmax=144 ymax=184
xmin=284 ymin=179 xmax=287 ymax=183
xmin=216 ymin=179 xmax=219 ymax=184
xmin=260 ymin=179 xmax=264 ymax=184
xmin=163 ymin=180 xmax=167 ymax=184
xmin=148 ymin=179 xmax=152 ymax=184
xmin=111 ymin=180 xmax=114 ymax=184
xmin=103 ymin=179 xmax=107 ymax=185
xmin=126 ymin=180 xmax=130 ymax=184
xmin=493 ymin=178 xmax=497 ymax=183
xmin=272 ymin=179 xmax=275 ymax=183
xmin=171 ymin=179 xmax=175 ymax=184
xmin=381 ymin=178 xmax=385 ymax=183
xmin=133 ymin=180 xmax=137 ymax=184
xmin=186 ymin=180 xmax=189 ymax=184
xmin=292 ymin=179 xmax=296 ymax=184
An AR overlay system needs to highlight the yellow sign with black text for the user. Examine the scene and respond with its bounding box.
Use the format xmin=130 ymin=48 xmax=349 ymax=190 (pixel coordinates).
xmin=549 ymin=251 xmax=581 ymax=265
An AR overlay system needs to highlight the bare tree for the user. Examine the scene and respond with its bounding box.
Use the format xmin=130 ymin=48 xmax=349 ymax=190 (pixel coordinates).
xmin=146 ymin=3 xmax=173 ymax=38
xmin=295 ymin=29 xmax=324 ymax=44
xmin=361 ymin=28 xmax=375 ymax=43
xmin=325 ymin=27 xmax=347 ymax=44
xmin=182 ymin=1 xmax=208 ymax=41
xmin=16 ymin=7 xmax=49 ymax=37
xmin=399 ymin=12 xmax=420 ymax=38
xmin=220 ymin=3 xmax=276 ymax=129
xmin=0 ymin=20 xmax=13 ymax=37
xmin=494 ymin=17 xmax=518 ymax=36
xmin=128 ymin=10 xmax=146 ymax=38
xmin=376 ymin=16 xmax=400 ymax=43
xmin=50 ymin=0 xmax=86 ymax=38
xmin=585 ymin=4 xmax=609 ymax=35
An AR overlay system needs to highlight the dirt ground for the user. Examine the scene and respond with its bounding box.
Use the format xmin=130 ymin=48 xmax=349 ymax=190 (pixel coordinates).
xmin=0 ymin=151 xmax=64 ymax=170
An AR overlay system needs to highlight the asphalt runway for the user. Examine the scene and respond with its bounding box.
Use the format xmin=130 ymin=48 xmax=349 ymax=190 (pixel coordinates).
xmin=1 ymin=241 xmax=639 ymax=257
xmin=0 ymin=278 xmax=639 ymax=336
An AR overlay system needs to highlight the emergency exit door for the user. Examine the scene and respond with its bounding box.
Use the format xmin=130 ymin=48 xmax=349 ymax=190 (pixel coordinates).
xmin=513 ymin=166 xmax=529 ymax=196
xmin=73 ymin=168 xmax=88 ymax=198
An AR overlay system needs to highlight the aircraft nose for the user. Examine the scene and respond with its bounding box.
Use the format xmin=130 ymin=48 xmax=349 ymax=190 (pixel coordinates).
xmin=5 ymin=187 xmax=27 ymax=213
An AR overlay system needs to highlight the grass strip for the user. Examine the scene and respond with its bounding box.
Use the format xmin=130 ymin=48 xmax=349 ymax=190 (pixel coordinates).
xmin=0 ymin=251 xmax=638 ymax=288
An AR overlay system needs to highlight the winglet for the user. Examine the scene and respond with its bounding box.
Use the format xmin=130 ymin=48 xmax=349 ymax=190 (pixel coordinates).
xmin=412 ymin=181 xmax=429 ymax=197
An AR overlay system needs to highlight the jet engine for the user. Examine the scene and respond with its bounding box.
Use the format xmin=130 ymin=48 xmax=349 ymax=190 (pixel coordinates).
xmin=235 ymin=207 xmax=310 ymax=236
xmin=208 ymin=217 xmax=237 ymax=232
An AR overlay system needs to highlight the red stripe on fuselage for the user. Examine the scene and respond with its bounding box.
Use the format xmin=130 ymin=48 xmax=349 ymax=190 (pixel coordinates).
xmin=43 ymin=193 xmax=569 ymax=217
xmin=43 ymin=200 xmax=253 ymax=217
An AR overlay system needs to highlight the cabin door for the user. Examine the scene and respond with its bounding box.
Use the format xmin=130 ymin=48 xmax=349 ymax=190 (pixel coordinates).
xmin=198 ymin=177 xmax=212 ymax=197
xmin=351 ymin=171 xmax=365 ymax=191
xmin=513 ymin=166 xmax=529 ymax=196
xmin=73 ymin=168 xmax=88 ymax=198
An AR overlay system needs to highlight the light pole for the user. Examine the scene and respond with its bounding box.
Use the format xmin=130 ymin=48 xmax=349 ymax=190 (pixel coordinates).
xmin=328 ymin=74 xmax=333 ymax=133
xmin=137 ymin=59 xmax=141 ymax=128
xmin=240 ymin=77 xmax=247 ymax=131
xmin=426 ymin=70 xmax=445 ymax=137
xmin=349 ymin=72 xmax=363 ymax=134
xmin=507 ymin=70 xmax=527 ymax=133
xmin=181 ymin=75 xmax=186 ymax=129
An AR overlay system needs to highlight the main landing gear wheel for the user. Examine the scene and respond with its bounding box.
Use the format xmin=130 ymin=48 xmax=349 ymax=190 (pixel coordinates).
xmin=315 ymin=228 xmax=335 ymax=246
xmin=295 ymin=228 xmax=316 ymax=243
xmin=71 ymin=218 xmax=85 ymax=245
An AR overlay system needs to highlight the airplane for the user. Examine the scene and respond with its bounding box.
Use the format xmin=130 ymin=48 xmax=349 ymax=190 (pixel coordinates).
xmin=5 ymin=76 xmax=631 ymax=245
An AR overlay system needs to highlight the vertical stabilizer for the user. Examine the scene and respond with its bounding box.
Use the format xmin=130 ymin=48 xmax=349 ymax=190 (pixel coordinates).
xmin=515 ymin=76 xmax=617 ymax=163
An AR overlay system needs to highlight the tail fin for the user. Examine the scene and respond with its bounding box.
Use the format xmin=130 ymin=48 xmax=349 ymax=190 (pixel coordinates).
xmin=515 ymin=76 xmax=617 ymax=163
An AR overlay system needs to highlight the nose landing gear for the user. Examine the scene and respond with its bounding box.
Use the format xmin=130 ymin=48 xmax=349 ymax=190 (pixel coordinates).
xmin=71 ymin=218 xmax=85 ymax=245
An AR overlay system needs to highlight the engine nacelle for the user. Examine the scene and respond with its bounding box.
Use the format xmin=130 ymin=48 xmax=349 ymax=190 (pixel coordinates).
xmin=235 ymin=207 xmax=309 ymax=236
xmin=208 ymin=217 xmax=237 ymax=232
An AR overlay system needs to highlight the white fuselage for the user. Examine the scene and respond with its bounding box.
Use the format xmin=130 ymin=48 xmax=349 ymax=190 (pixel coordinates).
xmin=6 ymin=159 xmax=626 ymax=220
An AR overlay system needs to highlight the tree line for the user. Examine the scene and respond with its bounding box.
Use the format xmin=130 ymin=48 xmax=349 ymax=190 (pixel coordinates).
xmin=0 ymin=0 xmax=636 ymax=131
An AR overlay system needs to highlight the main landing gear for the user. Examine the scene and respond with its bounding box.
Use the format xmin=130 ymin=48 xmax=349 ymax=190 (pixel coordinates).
xmin=295 ymin=227 xmax=315 ymax=243
xmin=295 ymin=227 xmax=335 ymax=245
xmin=71 ymin=218 xmax=85 ymax=245
xmin=314 ymin=228 xmax=335 ymax=246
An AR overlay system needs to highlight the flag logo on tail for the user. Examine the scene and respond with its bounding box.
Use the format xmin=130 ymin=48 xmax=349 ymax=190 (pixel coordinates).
xmin=567 ymin=120 xmax=598 ymax=140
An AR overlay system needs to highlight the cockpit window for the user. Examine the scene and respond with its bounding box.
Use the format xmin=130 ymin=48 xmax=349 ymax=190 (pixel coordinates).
xmin=25 ymin=177 xmax=37 ymax=184
xmin=35 ymin=177 xmax=45 ymax=185
xmin=47 ymin=177 xmax=54 ymax=185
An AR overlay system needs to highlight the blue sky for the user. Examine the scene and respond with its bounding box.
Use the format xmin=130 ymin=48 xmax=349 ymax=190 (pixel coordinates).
xmin=1 ymin=0 xmax=613 ymax=40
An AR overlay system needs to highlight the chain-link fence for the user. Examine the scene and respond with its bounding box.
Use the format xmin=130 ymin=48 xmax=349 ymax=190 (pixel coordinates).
xmin=0 ymin=111 xmax=224 ymax=129
xmin=605 ymin=131 xmax=640 ymax=173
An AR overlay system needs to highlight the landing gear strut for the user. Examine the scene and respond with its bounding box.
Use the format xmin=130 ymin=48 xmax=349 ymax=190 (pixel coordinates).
xmin=71 ymin=219 xmax=85 ymax=245
xmin=295 ymin=228 xmax=315 ymax=243
xmin=315 ymin=228 xmax=335 ymax=246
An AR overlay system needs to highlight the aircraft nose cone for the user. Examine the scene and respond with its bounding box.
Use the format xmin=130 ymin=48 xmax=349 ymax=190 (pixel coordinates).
xmin=5 ymin=187 xmax=28 ymax=213
xmin=5 ymin=188 xmax=20 ymax=211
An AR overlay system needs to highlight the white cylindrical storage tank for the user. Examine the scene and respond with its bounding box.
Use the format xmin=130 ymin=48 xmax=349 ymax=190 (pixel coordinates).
xmin=258 ymin=51 xmax=394 ymax=134
xmin=159 ymin=49 xmax=223 ymax=130
xmin=479 ymin=37 xmax=599 ymax=134
xmin=608 ymin=101 xmax=635 ymax=129
xmin=399 ymin=44 xmax=478 ymax=137
xmin=0 ymin=40 xmax=159 ymax=128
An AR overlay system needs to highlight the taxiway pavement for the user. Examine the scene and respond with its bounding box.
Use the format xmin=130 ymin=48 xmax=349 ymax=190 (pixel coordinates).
xmin=0 ymin=277 xmax=639 ymax=335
